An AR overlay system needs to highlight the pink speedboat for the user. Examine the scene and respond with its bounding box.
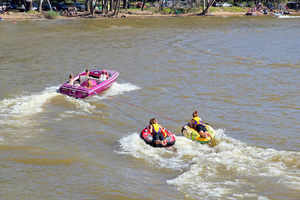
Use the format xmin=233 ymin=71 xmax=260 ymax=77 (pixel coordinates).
xmin=59 ymin=69 xmax=119 ymax=99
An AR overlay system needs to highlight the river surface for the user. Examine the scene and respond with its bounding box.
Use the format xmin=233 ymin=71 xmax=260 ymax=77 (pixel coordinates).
xmin=0 ymin=15 xmax=299 ymax=199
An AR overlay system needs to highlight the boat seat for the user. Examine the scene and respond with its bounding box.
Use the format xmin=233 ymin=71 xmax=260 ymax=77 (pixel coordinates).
xmin=80 ymin=76 xmax=101 ymax=85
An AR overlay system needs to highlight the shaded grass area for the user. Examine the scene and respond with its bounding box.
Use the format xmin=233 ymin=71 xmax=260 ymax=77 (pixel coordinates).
xmin=44 ymin=11 xmax=61 ymax=19
xmin=209 ymin=7 xmax=248 ymax=13
xmin=124 ymin=6 xmax=247 ymax=14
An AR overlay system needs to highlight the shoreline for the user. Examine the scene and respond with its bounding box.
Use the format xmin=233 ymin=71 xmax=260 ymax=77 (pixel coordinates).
xmin=1 ymin=10 xmax=299 ymax=21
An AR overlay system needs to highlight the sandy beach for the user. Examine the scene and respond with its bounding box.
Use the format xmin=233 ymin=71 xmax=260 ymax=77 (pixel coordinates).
xmin=0 ymin=11 xmax=46 ymax=20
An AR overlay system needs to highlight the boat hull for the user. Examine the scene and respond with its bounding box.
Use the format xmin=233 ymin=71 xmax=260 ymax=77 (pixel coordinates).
xmin=277 ymin=15 xmax=300 ymax=18
xmin=59 ymin=70 xmax=119 ymax=99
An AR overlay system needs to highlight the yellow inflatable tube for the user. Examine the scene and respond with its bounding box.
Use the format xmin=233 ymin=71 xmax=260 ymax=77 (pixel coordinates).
xmin=181 ymin=124 xmax=215 ymax=144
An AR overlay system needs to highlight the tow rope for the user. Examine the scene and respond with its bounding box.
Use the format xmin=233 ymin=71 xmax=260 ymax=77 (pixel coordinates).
xmin=101 ymin=98 xmax=147 ymax=127
xmin=91 ymin=91 xmax=146 ymax=127
xmin=109 ymin=96 xmax=185 ymax=125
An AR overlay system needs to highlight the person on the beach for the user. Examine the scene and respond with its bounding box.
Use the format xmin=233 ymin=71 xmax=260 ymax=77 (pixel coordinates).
xmin=148 ymin=118 xmax=167 ymax=146
xmin=189 ymin=111 xmax=211 ymax=139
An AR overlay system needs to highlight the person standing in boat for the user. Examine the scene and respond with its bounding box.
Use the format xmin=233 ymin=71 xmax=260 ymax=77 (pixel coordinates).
xmin=147 ymin=118 xmax=167 ymax=146
xmin=79 ymin=69 xmax=91 ymax=85
xmin=190 ymin=111 xmax=212 ymax=140
xmin=85 ymin=69 xmax=90 ymax=77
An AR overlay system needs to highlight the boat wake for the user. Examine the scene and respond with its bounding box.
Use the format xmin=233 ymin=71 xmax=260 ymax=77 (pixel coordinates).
xmin=58 ymin=82 xmax=141 ymax=118
xmin=0 ymin=82 xmax=141 ymax=143
xmin=0 ymin=82 xmax=140 ymax=120
xmin=117 ymin=129 xmax=300 ymax=199
xmin=0 ymin=86 xmax=60 ymax=143
xmin=90 ymin=82 xmax=141 ymax=99
xmin=118 ymin=129 xmax=225 ymax=170
xmin=0 ymin=86 xmax=59 ymax=117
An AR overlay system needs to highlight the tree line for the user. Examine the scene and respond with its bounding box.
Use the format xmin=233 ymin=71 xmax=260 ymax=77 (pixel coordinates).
xmin=10 ymin=0 xmax=292 ymax=17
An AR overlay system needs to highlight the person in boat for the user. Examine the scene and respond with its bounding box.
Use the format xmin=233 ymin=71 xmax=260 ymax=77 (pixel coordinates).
xmin=190 ymin=111 xmax=212 ymax=139
xmin=147 ymin=118 xmax=167 ymax=146
xmin=78 ymin=69 xmax=91 ymax=85
xmin=68 ymin=74 xmax=74 ymax=85
xmin=86 ymin=79 xmax=93 ymax=89
xmin=69 ymin=74 xmax=80 ymax=85
xmin=85 ymin=69 xmax=90 ymax=77
xmin=99 ymin=70 xmax=109 ymax=82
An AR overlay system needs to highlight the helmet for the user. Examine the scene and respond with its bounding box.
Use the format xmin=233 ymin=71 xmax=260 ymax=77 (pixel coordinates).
xmin=102 ymin=70 xmax=106 ymax=74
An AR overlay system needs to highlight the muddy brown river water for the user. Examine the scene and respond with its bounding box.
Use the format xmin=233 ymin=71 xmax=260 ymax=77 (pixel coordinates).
xmin=0 ymin=16 xmax=299 ymax=199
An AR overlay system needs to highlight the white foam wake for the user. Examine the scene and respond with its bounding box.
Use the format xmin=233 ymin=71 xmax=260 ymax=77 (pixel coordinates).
xmin=0 ymin=86 xmax=59 ymax=117
xmin=92 ymin=82 xmax=141 ymax=99
xmin=0 ymin=86 xmax=60 ymax=141
xmin=117 ymin=129 xmax=300 ymax=199
xmin=58 ymin=82 xmax=140 ymax=119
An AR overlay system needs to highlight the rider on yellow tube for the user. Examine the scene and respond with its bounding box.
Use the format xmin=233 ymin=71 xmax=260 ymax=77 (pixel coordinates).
xmin=190 ymin=111 xmax=212 ymax=140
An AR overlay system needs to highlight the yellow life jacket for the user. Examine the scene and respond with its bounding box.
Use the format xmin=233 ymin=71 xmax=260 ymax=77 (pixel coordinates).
xmin=152 ymin=124 xmax=161 ymax=133
xmin=152 ymin=123 xmax=167 ymax=137
xmin=193 ymin=117 xmax=202 ymax=125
